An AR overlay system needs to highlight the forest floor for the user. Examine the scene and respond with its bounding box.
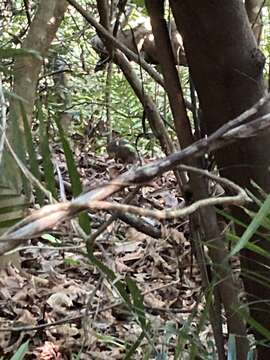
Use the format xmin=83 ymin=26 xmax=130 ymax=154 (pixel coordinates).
xmin=0 ymin=139 xmax=215 ymax=359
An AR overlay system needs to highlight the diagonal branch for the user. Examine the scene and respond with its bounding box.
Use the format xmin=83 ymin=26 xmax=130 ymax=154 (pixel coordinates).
xmin=66 ymin=0 xmax=164 ymax=88
xmin=0 ymin=94 xmax=270 ymax=254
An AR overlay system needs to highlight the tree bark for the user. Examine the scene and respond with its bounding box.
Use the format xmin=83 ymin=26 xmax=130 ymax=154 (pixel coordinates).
xmin=0 ymin=0 xmax=68 ymax=266
xmin=170 ymin=0 xmax=270 ymax=358
xmin=2 ymin=0 xmax=68 ymax=191
xmin=10 ymin=0 xmax=68 ymax=127
xmin=144 ymin=2 xmax=249 ymax=358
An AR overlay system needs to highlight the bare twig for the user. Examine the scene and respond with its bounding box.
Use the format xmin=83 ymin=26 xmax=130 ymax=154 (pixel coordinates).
xmin=0 ymin=299 xmax=191 ymax=333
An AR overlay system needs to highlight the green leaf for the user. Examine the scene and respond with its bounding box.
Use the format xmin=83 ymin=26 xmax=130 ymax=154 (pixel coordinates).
xmin=174 ymin=309 xmax=198 ymax=360
xmin=1 ymin=100 xmax=29 ymax=196
xmin=142 ymin=348 xmax=151 ymax=360
xmin=229 ymin=193 xmax=270 ymax=256
xmin=124 ymin=331 xmax=146 ymax=360
xmin=64 ymin=257 xmax=80 ymax=266
xmin=20 ymin=103 xmax=44 ymax=205
xmin=10 ymin=340 xmax=29 ymax=360
xmin=37 ymin=104 xmax=57 ymax=198
xmin=164 ymin=321 xmax=177 ymax=345
xmin=250 ymin=180 xmax=268 ymax=199
xmin=238 ymin=309 xmax=270 ymax=341
xmin=244 ymin=208 xmax=270 ymax=231
xmin=126 ymin=277 xmax=146 ymax=328
xmin=226 ymin=232 xmax=270 ymax=259
xmin=41 ymin=233 xmax=61 ymax=244
xmin=55 ymin=115 xmax=91 ymax=234
xmin=130 ymin=0 xmax=145 ymax=7
xmin=245 ymin=189 xmax=263 ymax=208
xmin=87 ymin=251 xmax=130 ymax=304
xmin=0 ymin=185 xmax=29 ymax=232
xmin=94 ymin=332 xmax=125 ymax=347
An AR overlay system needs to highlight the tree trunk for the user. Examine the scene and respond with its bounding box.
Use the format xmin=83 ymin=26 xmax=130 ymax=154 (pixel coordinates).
xmin=3 ymin=0 xmax=68 ymax=191
xmin=170 ymin=0 xmax=270 ymax=358
xmin=0 ymin=0 xmax=68 ymax=266
xmin=10 ymin=0 xmax=68 ymax=126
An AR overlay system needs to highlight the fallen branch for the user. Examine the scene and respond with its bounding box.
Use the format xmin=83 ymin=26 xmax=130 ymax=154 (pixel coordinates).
xmin=0 ymin=165 xmax=248 ymax=245
xmin=1 ymin=94 xmax=270 ymax=254
xmin=84 ymin=165 xmax=250 ymax=220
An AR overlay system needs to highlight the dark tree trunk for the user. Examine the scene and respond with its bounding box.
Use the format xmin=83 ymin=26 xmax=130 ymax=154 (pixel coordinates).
xmin=170 ymin=0 xmax=270 ymax=358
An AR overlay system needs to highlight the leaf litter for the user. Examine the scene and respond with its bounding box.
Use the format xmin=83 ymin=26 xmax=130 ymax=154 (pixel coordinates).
xmin=0 ymin=146 xmax=222 ymax=359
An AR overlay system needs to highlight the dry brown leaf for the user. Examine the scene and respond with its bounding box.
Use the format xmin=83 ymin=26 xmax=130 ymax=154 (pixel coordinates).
xmin=56 ymin=323 xmax=79 ymax=337
xmin=15 ymin=308 xmax=37 ymax=326
xmin=144 ymin=292 xmax=166 ymax=308
xmin=125 ymin=227 xmax=149 ymax=242
xmin=118 ymin=250 xmax=143 ymax=263
xmin=114 ymin=241 xmax=142 ymax=254
xmin=115 ymin=259 xmax=134 ymax=273
xmin=47 ymin=292 xmax=73 ymax=314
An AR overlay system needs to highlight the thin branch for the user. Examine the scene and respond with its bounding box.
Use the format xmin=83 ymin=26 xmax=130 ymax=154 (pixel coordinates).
xmin=66 ymin=0 xmax=164 ymax=88
xmin=86 ymin=165 xmax=249 ymax=219
xmin=0 ymin=299 xmax=191 ymax=333
xmin=0 ymin=164 xmax=248 ymax=243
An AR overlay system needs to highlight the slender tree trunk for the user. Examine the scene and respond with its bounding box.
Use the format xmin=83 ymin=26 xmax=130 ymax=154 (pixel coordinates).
xmin=10 ymin=0 xmax=68 ymax=125
xmin=3 ymin=0 xmax=68 ymax=191
xmin=170 ymin=0 xmax=270 ymax=358
xmin=0 ymin=0 xmax=68 ymax=266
